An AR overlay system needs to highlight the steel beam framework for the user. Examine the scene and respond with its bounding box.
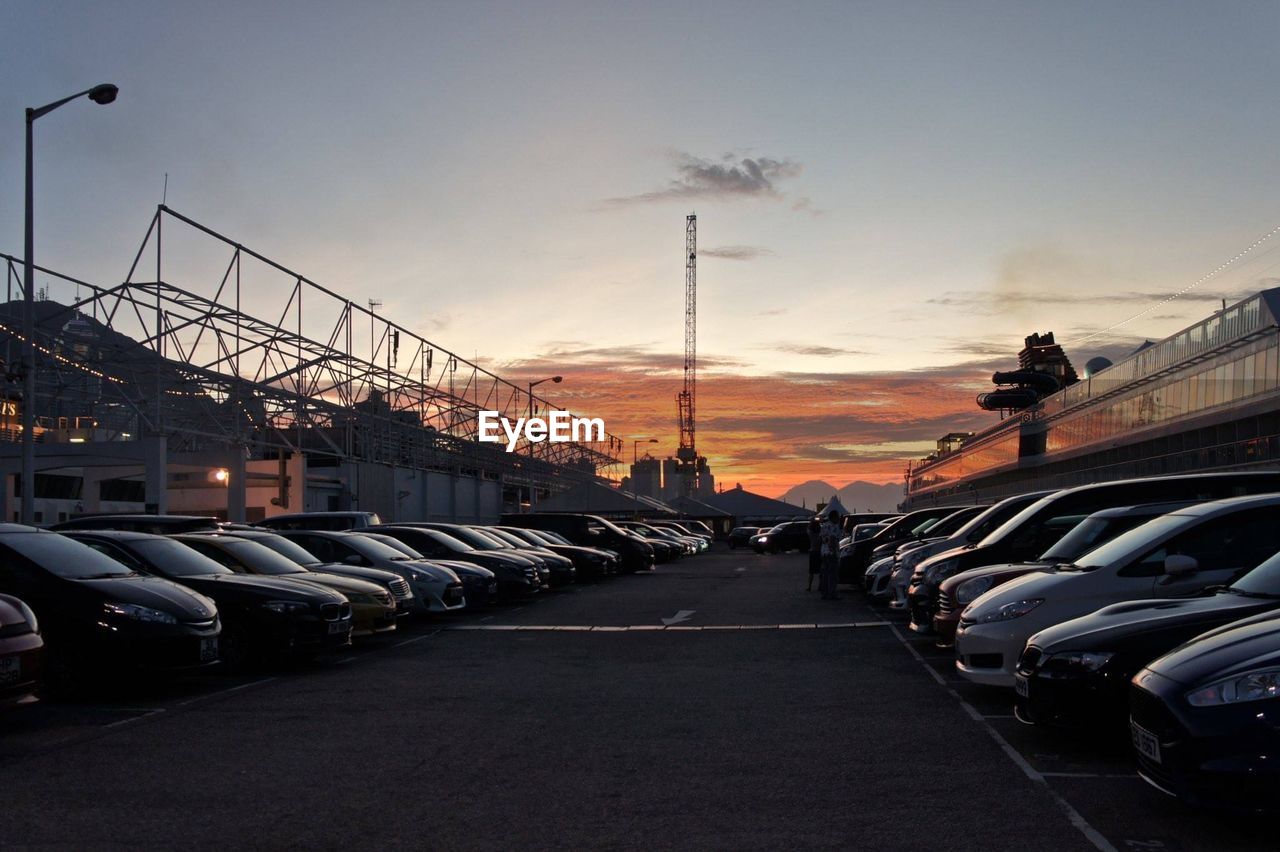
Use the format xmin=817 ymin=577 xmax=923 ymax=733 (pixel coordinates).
xmin=0 ymin=206 xmax=622 ymax=491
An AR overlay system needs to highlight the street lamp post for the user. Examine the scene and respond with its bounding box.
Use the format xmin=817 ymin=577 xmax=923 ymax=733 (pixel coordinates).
xmin=631 ymin=438 xmax=658 ymax=515
xmin=22 ymin=83 xmax=118 ymax=524
xmin=524 ymin=375 xmax=561 ymax=510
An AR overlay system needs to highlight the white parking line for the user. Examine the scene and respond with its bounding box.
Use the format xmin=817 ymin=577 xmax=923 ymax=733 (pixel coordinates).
xmin=101 ymin=709 xmax=165 ymax=728
xmin=887 ymin=625 xmax=1117 ymax=852
xmin=1041 ymin=772 xmax=1140 ymax=779
xmin=442 ymin=622 xmax=892 ymax=632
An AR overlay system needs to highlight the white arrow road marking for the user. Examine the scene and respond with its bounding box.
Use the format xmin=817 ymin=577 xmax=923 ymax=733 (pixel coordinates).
xmin=734 ymin=567 xmax=746 ymax=573
xmin=661 ymin=609 xmax=696 ymax=626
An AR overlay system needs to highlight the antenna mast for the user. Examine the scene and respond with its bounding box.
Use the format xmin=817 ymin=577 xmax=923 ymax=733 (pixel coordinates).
xmin=677 ymin=214 xmax=697 ymax=494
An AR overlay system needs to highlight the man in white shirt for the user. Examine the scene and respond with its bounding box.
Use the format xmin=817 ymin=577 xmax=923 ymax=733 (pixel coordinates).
xmin=819 ymin=509 xmax=842 ymax=600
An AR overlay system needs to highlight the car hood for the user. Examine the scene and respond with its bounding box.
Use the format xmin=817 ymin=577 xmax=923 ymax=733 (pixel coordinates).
xmin=1028 ymin=592 xmax=1276 ymax=654
xmin=177 ymin=572 xmax=346 ymax=604
xmin=428 ymin=559 xmax=493 ymax=579
xmin=963 ymin=570 xmax=1081 ymax=620
xmin=80 ymin=575 xmax=218 ymax=620
xmin=1143 ymin=610 xmax=1280 ymax=686
xmin=942 ymin=560 xmax=1054 ymax=593
xmin=311 ymin=562 xmax=403 ymax=585
xmin=280 ymin=573 xmax=385 ymax=597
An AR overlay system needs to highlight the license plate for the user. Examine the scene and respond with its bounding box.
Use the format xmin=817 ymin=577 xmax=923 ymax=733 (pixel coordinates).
xmin=1131 ymin=720 xmax=1162 ymax=764
xmin=1014 ymin=674 xmax=1029 ymax=698
xmin=0 ymin=655 xmax=19 ymax=684
xmin=328 ymin=620 xmax=348 ymax=635
xmin=199 ymin=637 xmax=218 ymax=663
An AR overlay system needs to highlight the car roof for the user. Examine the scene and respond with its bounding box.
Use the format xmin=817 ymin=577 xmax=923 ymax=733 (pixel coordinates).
xmin=60 ymin=529 xmax=163 ymax=541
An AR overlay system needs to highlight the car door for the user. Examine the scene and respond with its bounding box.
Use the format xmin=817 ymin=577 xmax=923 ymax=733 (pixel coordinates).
xmin=1118 ymin=507 xmax=1280 ymax=597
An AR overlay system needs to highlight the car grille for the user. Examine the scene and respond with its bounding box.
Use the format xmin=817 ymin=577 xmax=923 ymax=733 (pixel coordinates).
xmin=375 ymin=591 xmax=393 ymax=607
xmin=0 ymin=623 xmax=32 ymax=639
xmin=961 ymin=653 xmax=1002 ymax=670
xmin=1129 ymin=683 xmax=1184 ymax=740
xmin=320 ymin=602 xmax=352 ymax=621
xmin=184 ymin=618 xmax=218 ymax=630
xmin=388 ymin=578 xmax=412 ymax=599
xmin=444 ymin=584 xmax=464 ymax=603
xmin=523 ymin=567 xmax=537 ymax=579
xmin=1017 ymin=646 xmax=1042 ymax=675
xmin=938 ymin=595 xmax=956 ymax=616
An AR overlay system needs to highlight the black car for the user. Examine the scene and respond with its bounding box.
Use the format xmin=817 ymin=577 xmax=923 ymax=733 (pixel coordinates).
xmin=406 ymin=523 xmax=552 ymax=589
xmin=362 ymin=531 xmax=500 ymax=607
xmin=754 ymin=520 xmax=812 ymax=554
xmin=616 ymin=522 xmax=686 ymax=561
xmin=474 ymin=527 xmax=577 ymax=587
xmin=50 ymin=514 xmax=220 ymax=534
xmin=840 ymin=507 xmax=970 ymax=581
xmin=1130 ymin=609 xmax=1280 ymax=810
xmin=1016 ymin=546 xmax=1280 ymax=730
xmin=63 ymin=530 xmax=352 ymax=667
xmin=376 ymin=526 xmax=540 ymax=600
xmin=0 ymin=526 xmax=221 ymax=680
xmin=254 ymin=511 xmax=382 ymax=531
xmin=499 ymin=513 xmax=654 ymax=573
xmin=495 ymin=526 xmax=617 ymax=580
xmin=727 ymin=526 xmax=763 ymax=549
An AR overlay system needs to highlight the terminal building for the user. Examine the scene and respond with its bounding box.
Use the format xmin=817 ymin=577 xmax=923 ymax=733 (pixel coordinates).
xmin=905 ymin=289 xmax=1280 ymax=507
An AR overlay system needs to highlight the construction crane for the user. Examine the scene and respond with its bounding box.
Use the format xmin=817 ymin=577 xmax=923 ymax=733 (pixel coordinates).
xmin=676 ymin=214 xmax=697 ymax=494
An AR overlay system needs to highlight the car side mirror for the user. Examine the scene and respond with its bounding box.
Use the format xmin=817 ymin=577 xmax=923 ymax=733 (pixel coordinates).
xmin=1164 ymin=554 xmax=1198 ymax=577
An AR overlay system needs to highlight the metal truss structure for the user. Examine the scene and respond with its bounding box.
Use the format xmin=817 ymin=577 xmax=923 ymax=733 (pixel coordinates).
xmin=0 ymin=206 xmax=623 ymax=490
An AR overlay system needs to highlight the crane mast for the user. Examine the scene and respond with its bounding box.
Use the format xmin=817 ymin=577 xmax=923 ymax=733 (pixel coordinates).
xmin=677 ymin=214 xmax=697 ymax=494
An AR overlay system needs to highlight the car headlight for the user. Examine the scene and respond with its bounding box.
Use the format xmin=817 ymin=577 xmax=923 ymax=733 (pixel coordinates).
xmin=103 ymin=602 xmax=178 ymax=624
xmin=955 ymin=576 xmax=994 ymax=605
xmin=260 ymin=600 xmax=310 ymax=615
xmin=15 ymin=599 xmax=38 ymax=633
xmin=976 ymin=598 xmax=1043 ymax=624
xmin=922 ymin=558 xmax=958 ymax=585
xmin=408 ymin=567 xmax=435 ymax=582
xmin=759 ymin=536 xmax=769 ymax=543
xmin=1186 ymin=668 xmax=1280 ymax=707
xmin=1038 ymin=651 xmax=1114 ymax=678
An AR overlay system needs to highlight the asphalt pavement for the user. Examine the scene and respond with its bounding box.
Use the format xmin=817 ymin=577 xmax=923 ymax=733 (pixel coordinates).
xmin=0 ymin=547 xmax=1272 ymax=850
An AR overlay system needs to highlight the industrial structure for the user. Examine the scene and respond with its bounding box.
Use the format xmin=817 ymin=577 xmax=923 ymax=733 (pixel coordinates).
xmin=906 ymin=289 xmax=1280 ymax=506
xmin=670 ymin=213 xmax=712 ymax=498
xmin=0 ymin=206 xmax=623 ymax=523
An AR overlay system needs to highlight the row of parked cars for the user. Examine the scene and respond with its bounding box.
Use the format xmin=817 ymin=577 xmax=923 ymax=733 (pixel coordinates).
xmin=769 ymin=471 xmax=1280 ymax=812
xmin=0 ymin=511 xmax=713 ymax=708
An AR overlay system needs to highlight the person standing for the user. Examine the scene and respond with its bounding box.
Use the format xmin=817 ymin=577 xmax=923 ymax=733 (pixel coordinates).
xmin=806 ymin=517 xmax=820 ymax=591
xmin=819 ymin=509 xmax=842 ymax=600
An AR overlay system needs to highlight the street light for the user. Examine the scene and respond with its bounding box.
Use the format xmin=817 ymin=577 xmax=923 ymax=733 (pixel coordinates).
xmin=22 ymin=83 xmax=118 ymax=524
xmin=631 ymin=438 xmax=658 ymax=514
xmin=526 ymin=375 xmax=562 ymax=419
xmin=524 ymin=376 xmax=561 ymax=511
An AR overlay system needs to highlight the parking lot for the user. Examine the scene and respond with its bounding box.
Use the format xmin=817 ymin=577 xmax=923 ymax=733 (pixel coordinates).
xmin=0 ymin=546 xmax=1273 ymax=850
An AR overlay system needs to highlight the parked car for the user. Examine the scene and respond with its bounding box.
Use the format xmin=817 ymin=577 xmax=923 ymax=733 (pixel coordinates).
xmin=175 ymin=534 xmax=399 ymax=638
xmin=728 ymin=526 xmax=764 ymax=549
xmin=880 ymin=504 xmax=1004 ymax=608
xmin=495 ymin=526 xmax=617 ymax=580
xmin=50 ymin=514 xmax=219 ymax=534
xmin=650 ymin=520 xmax=714 ymax=542
xmin=214 ymin=528 xmax=416 ymax=615
xmin=0 ymin=594 xmax=43 ymax=707
xmin=63 ymin=530 xmax=350 ymax=666
xmin=405 ymin=524 xmax=553 ymax=588
xmin=1130 ymin=610 xmax=1280 ymax=811
xmin=955 ymin=493 xmax=1280 ymax=688
xmin=914 ymin=471 xmax=1280 ymax=628
xmin=376 ymin=526 xmax=540 ymax=600
xmin=1016 ymin=543 xmax=1280 ymax=730
xmin=269 ymin=530 xmax=466 ymax=613
xmin=255 ymin=511 xmax=382 ymax=532
xmin=748 ymin=529 xmax=771 ymax=551
xmin=842 ymin=513 xmax=900 ymax=536
xmin=616 ymin=522 xmax=688 ymax=561
xmin=841 ymin=507 xmax=972 ymax=582
xmin=755 ymin=520 xmax=813 ymax=554
xmin=0 ymin=527 xmax=222 ymax=681
xmin=499 ymin=513 xmax=654 ymax=573
xmin=474 ymin=527 xmax=578 ymax=586
xmin=360 ymin=532 xmax=499 ymax=608
xmin=933 ymin=502 xmax=1193 ymax=647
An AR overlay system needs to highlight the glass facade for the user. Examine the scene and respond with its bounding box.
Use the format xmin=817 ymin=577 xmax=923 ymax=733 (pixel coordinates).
xmin=906 ymin=291 xmax=1280 ymax=503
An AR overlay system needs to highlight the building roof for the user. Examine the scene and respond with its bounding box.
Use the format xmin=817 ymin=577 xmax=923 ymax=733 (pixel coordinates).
xmin=702 ymin=485 xmax=812 ymax=519
xmin=666 ymin=495 xmax=733 ymax=518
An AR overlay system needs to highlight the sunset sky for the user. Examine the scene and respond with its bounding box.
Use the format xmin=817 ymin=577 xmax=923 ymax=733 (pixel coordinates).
xmin=8 ymin=2 xmax=1280 ymax=495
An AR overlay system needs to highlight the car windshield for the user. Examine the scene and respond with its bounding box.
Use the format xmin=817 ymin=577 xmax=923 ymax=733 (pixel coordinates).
xmin=6 ymin=533 xmax=138 ymax=579
xmin=442 ymin=527 xmax=503 ymax=550
xmin=485 ymin=528 xmax=533 ymax=548
xmin=219 ymin=539 xmax=308 ymax=575
xmin=415 ymin=529 xmax=474 ymax=553
xmin=469 ymin=529 xmax=516 ymax=548
xmin=537 ymin=530 xmax=572 ymax=546
xmin=246 ymin=534 xmax=324 ymax=566
xmin=131 ymin=538 xmax=234 ymax=576
xmin=1039 ymin=517 xmax=1113 ymax=563
xmin=1072 ymin=515 xmax=1188 ymax=571
xmin=502 ymin=528 xmax=546 ymax=547
xmin=364 ymin=534 xmax=426 ymax=559
xmin=1229 ymin=549 xmax=1280 ymax=596
xmin=345 ymin=534 xmax=418 ymax=561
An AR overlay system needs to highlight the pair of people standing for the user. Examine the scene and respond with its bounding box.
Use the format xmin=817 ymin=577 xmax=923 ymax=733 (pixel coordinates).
xmin=807 ymin=511 xmax=842 ymax=599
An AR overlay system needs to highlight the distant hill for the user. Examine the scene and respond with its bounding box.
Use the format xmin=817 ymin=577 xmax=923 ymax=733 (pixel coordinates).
xmin=777 ymin=480 xmax=903 ymax=513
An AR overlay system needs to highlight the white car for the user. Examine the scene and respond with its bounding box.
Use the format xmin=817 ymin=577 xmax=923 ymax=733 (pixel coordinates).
xmin=954 ymin=494 xmax=1280 ymax=688
xmin=864 ymin=556 xmax=896 ymax=599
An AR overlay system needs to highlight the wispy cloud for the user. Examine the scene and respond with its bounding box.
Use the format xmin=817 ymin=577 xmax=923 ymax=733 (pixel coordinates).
xmin=701 ymin=245 xmax=774 ymax=261
xmin=604 ymin=151 xmax=806 ymax=207
xmin=769 ymin=343 xmax=867 ymax=357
